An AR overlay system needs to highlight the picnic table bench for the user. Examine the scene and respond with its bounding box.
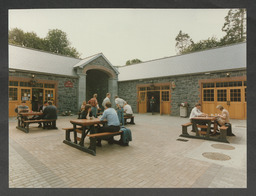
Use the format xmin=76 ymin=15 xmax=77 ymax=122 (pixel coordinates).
xmin=16 ymin=112 xmax=57 ymax=133
xmin=62 ymin=118 xmax=127 ymax=156
xmin=179 ymin=117 xmax=233 ymax=143
xmin=124 ymin=115 xmax=135 ymax=125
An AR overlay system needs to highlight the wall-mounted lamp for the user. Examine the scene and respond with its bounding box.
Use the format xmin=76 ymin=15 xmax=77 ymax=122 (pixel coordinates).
xmin=32 ymin=74 xmax=35 ymax=78
xmin=226 ymin=73 xmax=230 ymax=77
xmin=171 ymin=81 xmax=176 ymax=89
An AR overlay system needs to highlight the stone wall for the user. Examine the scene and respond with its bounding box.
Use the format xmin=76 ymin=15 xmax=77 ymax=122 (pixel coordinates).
xmin=118 ymin=70 xmax=246 ymax=116
xmin=9 ymin=71 xmax=79 ymax=115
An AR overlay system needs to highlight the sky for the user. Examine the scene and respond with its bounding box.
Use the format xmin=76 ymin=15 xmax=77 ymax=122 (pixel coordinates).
xmin=9 ymin=9 xmax=230 ymax=66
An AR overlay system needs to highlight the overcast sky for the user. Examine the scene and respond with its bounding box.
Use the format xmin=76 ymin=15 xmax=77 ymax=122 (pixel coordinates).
xmin=9 ymin=9 xmax=229 ymax=66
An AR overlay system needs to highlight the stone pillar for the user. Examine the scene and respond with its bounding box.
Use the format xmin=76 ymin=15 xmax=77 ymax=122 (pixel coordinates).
xmin=108 ymin=77 xmax=118 ymax=107
xmin=77 ymin=73 xmax=87 ymax=110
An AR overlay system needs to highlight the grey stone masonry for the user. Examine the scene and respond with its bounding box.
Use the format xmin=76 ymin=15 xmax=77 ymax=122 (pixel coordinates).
xmin=118 ymin=70 xmax=246 ymax=116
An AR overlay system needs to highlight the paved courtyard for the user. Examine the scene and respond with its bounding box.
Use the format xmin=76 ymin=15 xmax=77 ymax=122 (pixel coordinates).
xmin=9 ymin=114 xmax=246 ymax=188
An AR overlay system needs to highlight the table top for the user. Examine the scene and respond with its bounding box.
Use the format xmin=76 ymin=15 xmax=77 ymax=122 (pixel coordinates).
xmin=70 ymin=118 xmax=107 ymax=126
xmin=191 ymin=116 xmax=217 ymax=121
xmin=19 ymin=112 xmax=43 ymax=116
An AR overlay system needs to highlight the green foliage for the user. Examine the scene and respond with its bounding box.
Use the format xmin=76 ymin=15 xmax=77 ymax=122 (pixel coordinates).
xmin=9 ymin=28 xmax=81 ymax=58
xmin=175 ymin=9 xmax=246 ymax=55
xmin=126 ymin=59 xmax=142 ymax=65
xmin=175 ymin=30 xmax=193 ymax=55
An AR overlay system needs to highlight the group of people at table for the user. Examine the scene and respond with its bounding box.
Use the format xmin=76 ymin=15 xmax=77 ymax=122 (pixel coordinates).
xmin=16 ymin=100 xmax=57 ymax=127
xmin=189 ymin=103 xmax=230 ymax=136
xmin=79 ymin=93 xmax=134 ymax=146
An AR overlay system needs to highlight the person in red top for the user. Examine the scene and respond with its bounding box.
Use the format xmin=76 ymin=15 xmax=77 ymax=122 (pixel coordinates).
xmin=88 ymin=94 xmax=99 ymax=118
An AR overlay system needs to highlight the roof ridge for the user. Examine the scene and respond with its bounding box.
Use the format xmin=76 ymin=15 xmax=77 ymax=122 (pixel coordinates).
xmin=118 ymin=41 xmax=246 ymax=68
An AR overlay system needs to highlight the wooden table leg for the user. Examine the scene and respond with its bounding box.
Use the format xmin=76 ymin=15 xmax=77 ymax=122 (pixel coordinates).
xmin=73 ymin=124 xmax=77 ymax=144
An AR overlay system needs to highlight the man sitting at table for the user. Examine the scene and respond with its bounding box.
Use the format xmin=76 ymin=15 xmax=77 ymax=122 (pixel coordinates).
xmin=80 ymin=104 xmax=93 ymax=119
xmin=189 ymin=103 xmax=207 ymax=132
xmin=31 ymin=101 xmax=49 ymax=127
xmin=98 ymin=101 xmax=120 ymax=147
xmin=123 ymin=101 xmax=135 ymax=124
xmin=16 ymin=100 xmax=30 ymax=113
xmin=41 ymin=101 xmax=57 ymax=128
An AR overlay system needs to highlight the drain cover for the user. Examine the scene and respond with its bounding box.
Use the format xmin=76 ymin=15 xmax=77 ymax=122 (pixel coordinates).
xmin=211 ymin=144 xmax=235 ymax=150
xmin=177 ymin=138 xmax=188 ymax=142
xmin=202 ymin=152 xmax=231 ymax=161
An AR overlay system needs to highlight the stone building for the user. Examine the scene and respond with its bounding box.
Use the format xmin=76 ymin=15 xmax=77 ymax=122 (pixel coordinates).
xmin=8 ymin=42 xmax=246 ymax=119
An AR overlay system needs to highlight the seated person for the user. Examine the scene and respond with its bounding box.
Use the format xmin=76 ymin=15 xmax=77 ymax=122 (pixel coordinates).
xmin=98 ymin=102 xmax=120 ymax=146
xmin=189 ymin=103 xmax=207 ymax=121
xmin=216 ymin=105 xmax=230 ymax=125
xmin=80 ymin=104 xmax=93 ymax=119
xmin=123 ymin=102 xmax=135 ymax=124
xmin=17 ymin=100 xmax=30 ymax=113
xmin=32 ymin=101 xmax=49 ymax=127
xmin=41 ymin=101 xmax=57 ymax=128
xmin=189 ymin=103 xmax=207 ymax=132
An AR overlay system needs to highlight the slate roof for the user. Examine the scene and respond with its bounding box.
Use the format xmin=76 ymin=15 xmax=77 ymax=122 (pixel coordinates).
xmin=117 ymin=42 xmax=246 ymax=82
xmin=73 ymin=53 xmax=119 ymax=74
xmin=9 ymin=45 xmax=81 ymax=76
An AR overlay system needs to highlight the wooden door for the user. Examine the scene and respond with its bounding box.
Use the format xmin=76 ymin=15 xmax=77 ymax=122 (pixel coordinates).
xmin=228 ymin=87 xmax=244 ymax=119
xmin=9 ymin=87 xmax=19 ymax=117
xmin=20 ymin=87 xmax=32 ymax=110
xmin=138 ymin=91 xmax=147 ymax=113
xmin=160 ymin=90 xmax=171 ymax=115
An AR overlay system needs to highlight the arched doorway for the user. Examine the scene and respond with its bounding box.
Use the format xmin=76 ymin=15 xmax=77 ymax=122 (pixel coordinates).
xmin=86 ymin=70 xmax=109 ymax=110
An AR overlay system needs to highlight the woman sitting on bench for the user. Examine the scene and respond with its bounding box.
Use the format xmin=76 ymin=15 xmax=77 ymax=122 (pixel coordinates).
xmin=97 ymin=102 xmax=121 ymax=146
xmin=212 ymin=105 xmax=231 ymax=136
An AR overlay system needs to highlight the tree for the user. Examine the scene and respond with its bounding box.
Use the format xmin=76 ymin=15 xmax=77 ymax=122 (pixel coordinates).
xmin=126 ymin=59 xmax=142 ymax=65
xmin=9 ymin=28 xmax=26 ymax=46
xmin=175 ymin=30 xmax=193 ymax=55
xmin=221 ymin=9 xmax=246 ymax=44
xmin=9 ymin=28 xmax=81 ymax=58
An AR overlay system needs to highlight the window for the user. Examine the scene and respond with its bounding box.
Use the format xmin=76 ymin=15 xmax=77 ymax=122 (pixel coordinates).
xmin=139 ymin=87 xmax=146 ymax=91
xmin=140 ymin=92 xmax=145 ymax=101
xmin=217 ymin=89 xmax=227 ymax=101
xmin=162 ymin=91 xmax=169 ymax=101
xmin=203 ymin=83 xmax=214 ymax=88
xmin=44 ymin=83 xmax=55 ymax=88
xmin=9 ymin=81 xmax=18 ymax=86
xmin=20 ymin=82 xmax=32 ymax=87
xmin=21 ymin=89 xmax=31 ymax=101
xmin=203 ymin=89 xmax=214 ymax=101
xmin=45 ymin=90 xmax=54 ymax=101
xmin=230 ymin=89 xmax=241 ymax=102
xmin=161 ymin=85 xmax=170 ymax=90
xmin=9 ymin=88 xmax=18 ymax=101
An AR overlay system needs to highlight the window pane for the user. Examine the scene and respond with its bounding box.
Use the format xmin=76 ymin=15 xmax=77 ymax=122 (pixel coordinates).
xmin=217 ymin=89 xmax=227 ymax=101
xmin=9 ymin=88 xmax=18 ymax=101
xmin=230 ymin=89 xmax=241 ymax=102
xmin=203 ymin=89 xmax=214 ymax=101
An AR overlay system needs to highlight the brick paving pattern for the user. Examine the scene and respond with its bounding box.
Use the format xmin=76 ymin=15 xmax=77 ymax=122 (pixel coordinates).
xmin=9 ymin=114 xmax=246 ymax=188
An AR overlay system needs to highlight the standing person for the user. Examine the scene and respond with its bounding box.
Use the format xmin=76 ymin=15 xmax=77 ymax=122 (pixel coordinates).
xmin=80 ymin=104 xmax=93 ymax=119
xmin=150 ymin=96 xmax=156 ymax=115
xmin=88 ymin=94 xmax=99 ymax=118
xmin=98 ymin=102 xmax=120 ymax=146
xmin=102 ymin=93 xmax=111 ymax=109
xmin=114 ymin=95 xmax=126 ymax=125
xmin=124 ymin=102 xmax=135 ymax=124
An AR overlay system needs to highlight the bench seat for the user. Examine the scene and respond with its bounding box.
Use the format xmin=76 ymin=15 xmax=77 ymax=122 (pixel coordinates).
xmin=18 ymin=119 xmax=57 ymax=133
xmin=124 ymin=115 xmax=135 ymax=125
xmin=181 ymin=122 xmax=192 ymax=135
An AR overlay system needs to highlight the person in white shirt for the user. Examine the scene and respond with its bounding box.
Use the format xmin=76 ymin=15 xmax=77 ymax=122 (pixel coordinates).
xmin=123 ymin=102 xmax=135 ymax=124
xmin=189 ymin=103 xmax=207 ymax=121
xmin=102 ymin=93 xmax=111 ymax=109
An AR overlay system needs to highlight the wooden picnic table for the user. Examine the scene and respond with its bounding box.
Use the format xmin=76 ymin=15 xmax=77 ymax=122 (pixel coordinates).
xmin=16 ymin=112 xmax=57 ymax=133
xmin=180 ymin=116 xmax=229 ymax=143
xmin=63 ymin=118 xmax=108 ymax=155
